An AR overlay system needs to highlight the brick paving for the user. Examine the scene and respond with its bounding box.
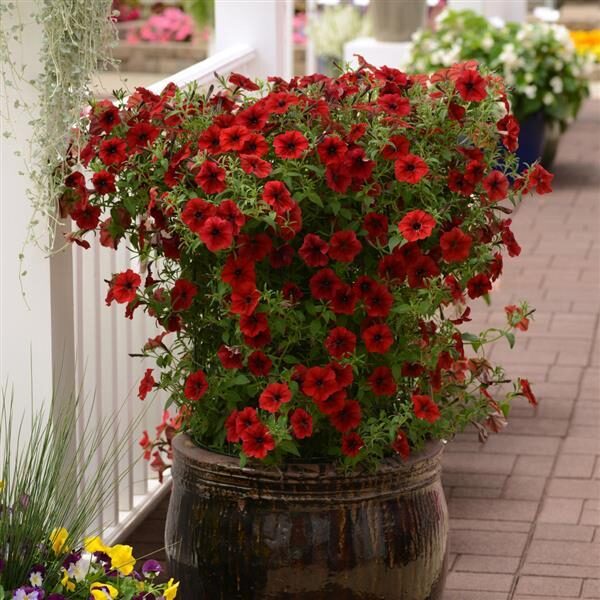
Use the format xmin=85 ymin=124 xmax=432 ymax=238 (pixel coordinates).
xmin=444 ymin=99 xmax=600 ymax=599
xmin=124 ymin=100 xmax=600 ymax=598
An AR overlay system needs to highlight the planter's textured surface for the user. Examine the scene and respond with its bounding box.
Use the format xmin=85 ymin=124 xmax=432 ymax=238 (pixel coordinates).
xmin=166 ymin=433 xmax=448 ymax=600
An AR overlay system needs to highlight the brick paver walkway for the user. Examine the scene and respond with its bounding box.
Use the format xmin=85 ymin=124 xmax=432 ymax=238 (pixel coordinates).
xmin=443 ymin=99 xmax=600 ymax=599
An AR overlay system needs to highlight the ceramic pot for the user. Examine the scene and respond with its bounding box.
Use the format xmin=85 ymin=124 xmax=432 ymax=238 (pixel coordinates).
xmin=165 ymin=433 xmax=448 ymax=600
xmin=516 ymin=110 xmax=546 ymax=171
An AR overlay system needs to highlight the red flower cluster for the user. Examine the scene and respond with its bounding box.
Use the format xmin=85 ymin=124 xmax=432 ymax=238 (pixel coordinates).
xmin=65 ymin=62 xmax=551 ymax=467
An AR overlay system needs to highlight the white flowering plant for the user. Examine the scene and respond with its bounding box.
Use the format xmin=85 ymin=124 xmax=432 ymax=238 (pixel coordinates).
xmin=409 ymin=9 xmax=592 ymax=131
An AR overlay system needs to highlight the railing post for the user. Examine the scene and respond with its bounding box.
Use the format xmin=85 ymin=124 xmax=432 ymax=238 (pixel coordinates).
xmin=214 ymin=0 xmax=293 ymax=79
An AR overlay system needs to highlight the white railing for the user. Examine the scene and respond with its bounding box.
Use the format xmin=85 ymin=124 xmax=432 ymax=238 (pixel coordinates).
xmin=72 ymin=43 xmax=259 ymax=543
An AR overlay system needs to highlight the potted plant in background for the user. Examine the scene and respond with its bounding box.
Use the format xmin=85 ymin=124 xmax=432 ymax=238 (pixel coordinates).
xmin=408 ymin=9 xmax=594 ymax=168
xmin=62 ymin=61 xmax=552 ymax=599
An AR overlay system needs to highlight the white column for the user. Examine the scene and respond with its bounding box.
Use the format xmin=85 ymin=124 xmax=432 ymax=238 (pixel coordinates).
xmin=447 ymin=0 xmax=527 ymax=23
xmin=0 ymin=4 xmax=53 ymax=417
xmin=214 ymin=0 xmax=294 ymax=79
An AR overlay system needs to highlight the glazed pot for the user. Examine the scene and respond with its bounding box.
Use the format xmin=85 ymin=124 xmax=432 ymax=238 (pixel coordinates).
xmin=516 ymin=110 xmax=546 ymax=171
xmin=165 ymin=433 xmax=448 ymax=600
xmin=369 ymin=0 xmax=427 ymax=43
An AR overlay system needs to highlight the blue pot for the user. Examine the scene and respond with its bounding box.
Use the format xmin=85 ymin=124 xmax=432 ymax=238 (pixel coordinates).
xmin=516 ymin=111 xmax=546 ymax=171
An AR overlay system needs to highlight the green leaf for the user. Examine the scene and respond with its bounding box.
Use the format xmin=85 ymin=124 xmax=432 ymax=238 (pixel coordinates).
xmin=278 ymin=439 xmax=301 ymax=457
xmin=239 ymin=453 xmax=248 ymax=468
xmin=306 ymin=190 xmax=323 ymax=207
xmin=505 ymin=332 xmax=515 ymax=349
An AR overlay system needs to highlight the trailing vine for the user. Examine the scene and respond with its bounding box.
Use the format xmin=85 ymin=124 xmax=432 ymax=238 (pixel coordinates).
xmin=0 ymin=0 xmax=117 ymax=258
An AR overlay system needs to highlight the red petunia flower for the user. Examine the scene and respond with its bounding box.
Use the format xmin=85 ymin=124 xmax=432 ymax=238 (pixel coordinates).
xmin=216 ymin=199 xmax=245 ymax=235
xmin=198 ymin=125 xmax=222 ymax=154
xmin=309 ymin=268 xmax=341 ymax=301
xmin=341 ymin=432 xmax=364 ymax=457
xmin=184 ymin=369 xmax=209 ymax=401
xmin=378 ymin=93 xmax=410 ymax=116
xmin=220 ymin=125 xmax=251 ymax=152
xmin=467 ymin=273 xmax=492 ymax=299
xmin=199 ymin=216 xmax=234 ymax=252
xmin=241 ymin=133 xmax=269 ymax=157
xmin=282 ymin=282 xmax=303 ymax=304
xmin=456 ymin=69 xmax=487 ymax=102
xmin=239 ymin=154 xmax=272 ymax=178
xmin=412 ymin=394 xmax=441 ymax=423
xmin=96 ymin=104 xmax=121 ymax=133
xmin=195 ymin=161 xmax=227 ymax=195
xmin=217 ymin=345 xmax=243 ymax=369
xmin=381 ymin=135 xmax=410 ymax=160
xmin=394 ymin=154 xmax=429 ymax=184
xmin=275 ymin=201 xmax=303 ymax=241
xmin=247 ymin=351 xmax=272 ymax=377
xmin=528 ymin=164 xmax=554 ymax=195
xmin=225 ymin=410 xmax=240 ymax=442
xmin=269 ymin=244 xmax=294 ymax=269
xmin=353 ymin=275 xmax=377 ymax=299
xmin=221 ymin=255 xmax=256 ymax=289
xmin=392 ymin=429 xmax=410 ymax=459
xmin=110 ymin=269 xmax=141 ymax=304
xmin=325 ymin=163 xmax=352 ymax=193
xmin=365 ymin=284 xmax=393 ymax=318
xmin=497 ymin=114 xmax=520 ymax=152
xmin=325 ymin=327 xmax=357 ymax=359
xmin=259 ymin=382 xmax=292 ymax=413
xmin=241 ymin=423 xmax=275 ymax=459
xmin=501 ymin=221 xmax=521 ymax=257
xmin=138 ymin=368 xmax=155 ymax=400
xmin=72 ymin=202 xmax=101 ymax=231
xmin=483 ymin=170 xmax=509 ymax=201
xmin=367 ymin=366 xmax=397 ymax=396
xmin=126 ymin=122 xmax=160 ymax=152
xmin=331 ymin=284 xmax=358 ymax=315
xmin=265 ymin=91 xmax=300 ymax=114
xmin=229 ymin=72 xmax=259 ymax=90
xmin=273 ymin=130 xmax=309 ymax=159
xmin=398 ymin=210 xmax=436 ymax=242
xmin=447 ymin=102 xmax=466 ymax=124
xmin=407 ymin=255 xmax=440 ymax=288
xmin=92 ymin=170 xmax=116 ymax=195
xmin=171 ymin=278 xmax=198 ymax=311
xmin=290 ymin=408 xmax=313 ymax=439
xmin=262 ymin=180 xmax=294 ymax=214
xmin=317 ymin=135 xmax=347 ymax=165
xmin=329 ymin=230 xmax=362 ymax=263
xmin=330 ymin=362 xmax=353 ymax=389
xmin=315 ymin=389 xmax=346 ymax=416
xmin=330 ymin=399 xmax=362 ymax=432
xmin=303 ymin=366 xmax=338 ymax=402
xmin=181 ymin=198 xmax=216 ymax=234
xmin=230 ymin=282 xmax=260 ymax=316
xmin=344 ymin=148 xmax=375 ymax=181
xmin=362 ymin=324 xmax=394 ymax=354
xmin=440 ymin=227 xmax=473 ymax=263
xmin=505 ymin=305 xmax=530 ymax=331
xmin=236 ymin=104 xmax=269 ymax=131
xmin=377 ymin=255 xmax=407 ymax=283
xmin=465 ymin=159 xmax=486 ymax=184
xmin=363 ymin=213 xmax=389 ymax=245
xmin=519 ymin=378 xmax=538 ymax=406
xmin=239 ymin=311 xmax=269 ymax=338
xmin=99 ymin=138 xmax=127 ymax=166
xmin=244 ymin=328 xmax=271 ymax=350
xmin=235 ymin=406 xmax=259 ymax=437
xmin=299 ymin=233 xmax=329 ymax=267
xmin=237 ymin=233 xmax=273 ymax=262
xmin=448 ymin=169 xmax=475 ymax=197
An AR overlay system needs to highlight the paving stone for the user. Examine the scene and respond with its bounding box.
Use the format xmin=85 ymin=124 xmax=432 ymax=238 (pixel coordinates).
xmin=513 ymin=455 xmax=555 ymax=477
xmin=526 ymin=540 xmax=600 ymax=566
xmin=452 ymin=554 xmax=520 ymax=574
xmin=446 ymin=571 xmax=513 ymax=592
xmin=582 ymin=579 xmax=600 ymax=598
xmin=547 ymin=478 xmax=600 ymax=499
xmin=533 ymin=523 xmax=595 ymax=542
xmin=443 ymin=452 xmax=516 ymax=475
xmin=538 ymin=498 xmax=584 ymax=524
xmin=554 ymin=453 xmax=596 ymax=478
xmin=515 ymin=575 xmax=582 ymax=597
xmin=443 ymin=592 xmax=508 ymax=600
xmin=520 ymin=563 xmax=600 ymax=579
xmin=449 ymin=530 xmax=528 ymax=556
xmin=503 ymin=475 xmax=547 ymax=501
xmin=449 ymin=518 xmax=531 ymax=533
xmin=448 ymin=498 xmax=538 ymax=522
xmin=482 ymin=435 xmax=561 ymax=456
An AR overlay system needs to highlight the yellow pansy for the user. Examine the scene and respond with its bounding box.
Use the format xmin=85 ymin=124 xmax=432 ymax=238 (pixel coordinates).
xmin=84 ymin=535 xmax=108 ymax=554
xmin=50 ymin=527 xmax=69 ymax=554
xmin=164 ymin=578 xmax=179 ymax=600
xmin=60 ymin=568 xmax=76 ymax=592
xmin=90 ymin=582 xmax=118 ymax=600
xmin=106 ymin=544 xmax=136 ymax=576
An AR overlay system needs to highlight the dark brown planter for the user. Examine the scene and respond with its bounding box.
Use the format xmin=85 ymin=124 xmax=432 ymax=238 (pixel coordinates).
xmin=165 ymin=433 xmax=448 ymax=600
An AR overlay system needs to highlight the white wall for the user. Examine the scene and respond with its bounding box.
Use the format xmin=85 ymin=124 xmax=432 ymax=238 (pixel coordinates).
xmin=0 ymin=3 xmax=53 ymax=418
xmin=447 ymin=0 xmax=527 ymax=23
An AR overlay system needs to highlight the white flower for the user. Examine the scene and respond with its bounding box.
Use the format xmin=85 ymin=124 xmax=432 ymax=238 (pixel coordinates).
xmin=524 ymin=85 xmax=538 ymax=99
xmin=550 ymin=76 xmax=563 ymax=94
xmin=525 ymin=72 xmax=534 ymax=83
xmin=489 ymin=17 xmax=505 ymax=29
xmin=68 ymin=554 xmax=93 ymax=582
xmin=29 ymin=571 xmax=43 ymax=587
xmin=543 ymin=92 xmax=554 ymax=106
xmin=481 ymin=35 xmax=494 ymax=51
xmin=499 ymin=44 xmax=521 ymax=69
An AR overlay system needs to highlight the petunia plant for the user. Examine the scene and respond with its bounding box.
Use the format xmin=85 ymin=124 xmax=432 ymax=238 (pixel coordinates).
xmin=62 ymin=61 xmax=552 ymax=468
